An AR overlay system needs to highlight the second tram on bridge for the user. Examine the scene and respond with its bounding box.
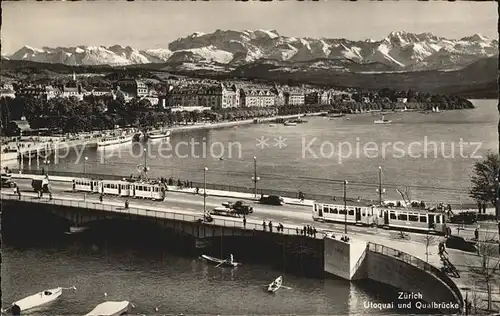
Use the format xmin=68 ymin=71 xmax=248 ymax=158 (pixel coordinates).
xmin=312 ymin=200 xmax=446 ymax=234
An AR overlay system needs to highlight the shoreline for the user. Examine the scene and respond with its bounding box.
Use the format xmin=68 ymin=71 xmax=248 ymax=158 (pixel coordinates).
xmin=166 ymin=112 xmax=326 ymax=134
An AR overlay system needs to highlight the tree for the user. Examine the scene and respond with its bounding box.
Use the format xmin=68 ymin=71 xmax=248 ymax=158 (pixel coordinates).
xmin=423 ymin=234 xmax=438 ymax=262
xmin=469 ymin=152 xmax=499 ymax=210
xmin=468 ymin=234 xmax=500 ymax=312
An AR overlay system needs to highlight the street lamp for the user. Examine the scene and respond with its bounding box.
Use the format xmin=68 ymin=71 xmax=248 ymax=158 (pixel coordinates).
xmin=204 ymin=167 xmax=208 ymax=216
xmin=143 ymin=148 xmax=149 ymax=178
xmin=344 ymin=180 xmax=348 ymax=234
xmin=252 ymin=156 xmax=260 ymax=199
xmin=44 ymin=159 xmax=50 ymax=176
xmin=378 ymin=166 xmax=384 ymax=206
xmin=84 ymin=156 xmax=88 ymax=176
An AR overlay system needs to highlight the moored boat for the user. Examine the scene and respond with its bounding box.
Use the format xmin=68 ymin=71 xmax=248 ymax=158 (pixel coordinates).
xmin=329 ymin=113 xmax=345 ymax=118
xmin=201 ymin=254 xmax=240 ymax=267
xmin=97 ymin=134 xmax=133 ymax=147
xmin=84 ymin=301 xmax=131 ymax=316
xmin=11 ymin=286 xmax=76 ymax=314
xmin=69 ymin=225 xmax=89 ymax=234
xmin=147 ymin=130 xmax=171 ymax=140
xmin=374 ymin=116 xmax=392 ymax=124
xmin=268 ymin=276 xmax=283 ymax=293
xmin=283 ymin=121 xmax=297 ymax=126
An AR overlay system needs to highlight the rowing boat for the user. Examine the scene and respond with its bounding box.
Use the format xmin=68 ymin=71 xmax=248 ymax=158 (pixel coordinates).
xmin=84 ymin=301 xmax=131 ymax=316
xmin=11 ymin=286 xmax=74 ymax=313
xmin=201 ymin=254 xmax=240 ymax=267
xmin=268 ymin=276 xmax=283 ymax=293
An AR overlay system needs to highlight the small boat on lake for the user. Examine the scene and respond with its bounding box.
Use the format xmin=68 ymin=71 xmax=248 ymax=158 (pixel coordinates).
xmin=68 ymin=225 xmax=89 ymax=234
xmin=374 ymin=116 xmax=392 ymax=124
xmin=201 ymin=254 xmax=241 ymax=267
xmin=329 ymin=113 xmax=345 ymax=118
xmin=84 ymin=301 xmax=131 ymax=316
xmin=268 ymin=276 xmax=283 ymax=293
xmin=147 ymin=130 xmax=171 ymax=140
xmin=283 ymin=121 xmax=297 ymax=126
xmin=11 ymin=286 xmax=76 ymax=314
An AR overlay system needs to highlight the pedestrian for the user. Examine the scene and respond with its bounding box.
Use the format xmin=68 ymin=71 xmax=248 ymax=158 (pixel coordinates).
xmin=303 ymin=225 xmax=307 ymax=235
xmin=125 ymin=199 xmax=129 ymax=209
xmin=313 ymin=227 xmax=317 ymax=238
xmin=482 ymin=203 xmax=487 ymax=214
xmin=17 ymin=187 xmax=21 ymax=200
xmin=99 ymin=194 xmax=103 ymax=202
xmin=262 ymin=220 xmax=266 ymax=231
xmin=296 ymin=227 xmax=299 ymax=235
xmin=243 ymin=216 xmax=246 ymax=228
xmin=49 ymin=192 xmax=52 ymax=200
xmin=268 ymin=221 xmax=273 ymax=232
xmin=195 ymin=187 xmax=199 ymax=194
xmin=474 ymin=228 xmax=479 ymax=240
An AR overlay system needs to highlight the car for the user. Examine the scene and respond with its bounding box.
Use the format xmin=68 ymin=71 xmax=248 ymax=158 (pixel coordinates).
xmin=259 ymin=195 xmax=284 ymax=206
xmin=449 ymin=212 xmax=477 ymax=225
xmin=222 ymin=200 xmax=253 ymax=214
xmin=445 ymin=235 xmax=478 ymax=253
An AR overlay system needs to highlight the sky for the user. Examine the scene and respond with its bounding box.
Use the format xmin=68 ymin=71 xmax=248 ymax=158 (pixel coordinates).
xmin=2 ymin=1 xmax=497 ymax=55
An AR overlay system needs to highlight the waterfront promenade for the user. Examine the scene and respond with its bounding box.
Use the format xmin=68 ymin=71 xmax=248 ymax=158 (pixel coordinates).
xmin=2 ymin=183 xmax=499 ymax=312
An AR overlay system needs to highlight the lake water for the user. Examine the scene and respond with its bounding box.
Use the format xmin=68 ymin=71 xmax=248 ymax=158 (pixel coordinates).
xmin=16 ymin=99 xmax=497 ymax=204
xmin=1 ymin=218 xmax=402 ymax=316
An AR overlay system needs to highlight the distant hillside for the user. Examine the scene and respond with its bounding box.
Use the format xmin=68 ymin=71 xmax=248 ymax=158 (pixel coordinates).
xmin=1 ymin=56 xmax=497 ymax=98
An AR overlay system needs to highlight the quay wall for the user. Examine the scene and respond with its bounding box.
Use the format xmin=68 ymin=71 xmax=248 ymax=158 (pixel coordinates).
xmin=323 ymin=237 xmax=462 ymax=313
xmin=168 ymin=113 xmax=325 ymax=134
xmin=365 ymin=244 xmax=462 ymax=312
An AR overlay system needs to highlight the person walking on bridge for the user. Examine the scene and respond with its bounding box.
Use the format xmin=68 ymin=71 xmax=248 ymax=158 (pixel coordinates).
xmin=243 ymin=215 xmax=246 ymax=228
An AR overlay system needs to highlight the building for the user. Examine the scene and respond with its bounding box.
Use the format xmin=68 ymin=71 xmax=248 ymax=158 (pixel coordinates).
xmin=114 ymin=79 xmax=148 ymax=98
xmin=220 ymin=83 xmax=240 ymax=109
xmin=240 ymin=88 xmax=275 ymax=108
xmin=16 ymin=85 xmax=48 ymax=99
xmin=271 ymin=84 xmax=285 ymax=106
xmin=45 ymin=86 xmax=62 ymax=100
xmin=61 ymin=86 xmax=85 ymax=101
xmin=0 ymin=89 xmax=16 ymax=99
xmin=89 ymin=87 xmax=113 ymax=97
xmin=283 ymin=90 xmax=305 ymax=106
xmin=165 ymin=83 xmax=239 ymax=109
xmin=305 ymin=91 xmax=329 ymax=105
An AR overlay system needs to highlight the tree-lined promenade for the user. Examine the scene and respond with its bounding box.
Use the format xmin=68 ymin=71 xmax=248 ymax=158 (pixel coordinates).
xmin=1 ymin=83 xmax=473 ymax=135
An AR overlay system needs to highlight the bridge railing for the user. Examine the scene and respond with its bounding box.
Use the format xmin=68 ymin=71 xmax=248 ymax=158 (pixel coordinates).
xmin=0 ymin=193 xmax=322 ymax=239
xmin=367 ymin=242 xmax=464 ymax=310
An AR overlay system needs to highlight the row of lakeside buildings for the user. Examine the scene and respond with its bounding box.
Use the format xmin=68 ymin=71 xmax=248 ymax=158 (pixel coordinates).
xmin=1 ymin=76 xmax=367 ymax=110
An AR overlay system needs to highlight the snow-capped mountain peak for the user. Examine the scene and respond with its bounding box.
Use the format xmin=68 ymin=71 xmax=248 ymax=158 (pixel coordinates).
xmin=8 ymin=30 xmax=498 ymax=73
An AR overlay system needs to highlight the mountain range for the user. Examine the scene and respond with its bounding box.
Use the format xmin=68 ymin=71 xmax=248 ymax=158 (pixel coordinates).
xmin=5 ymin=30 xmax=498 ymax=73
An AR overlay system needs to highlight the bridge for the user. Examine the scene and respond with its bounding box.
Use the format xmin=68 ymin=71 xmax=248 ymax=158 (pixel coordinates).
xmin=1 ymin=189 xmax=472 ymax=313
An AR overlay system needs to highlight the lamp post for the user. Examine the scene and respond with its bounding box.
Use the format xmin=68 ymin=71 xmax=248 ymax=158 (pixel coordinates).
xmin=83 ymin=156 xmax=88 ymax=176
xmin=378 ymin=166 xmax=383 ymax=206
xmin=344 ymin=180 xmax=348 ymax=234
xmin=44 ymin=159 xmax=50 ymax=176
xmin=252 ymin=156 xmax=260 ymax=199
xmin=204 ymin=167 xmax=208 ymax=216
xmin=143 ymin=148 xmax=149 ymax=178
